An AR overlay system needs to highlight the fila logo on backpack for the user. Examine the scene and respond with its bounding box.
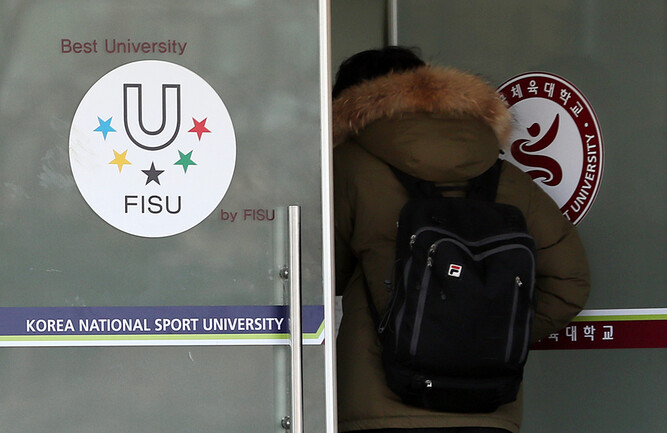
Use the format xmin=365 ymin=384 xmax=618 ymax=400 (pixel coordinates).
xmin=447 ymin=264 xmax=463 ymax=278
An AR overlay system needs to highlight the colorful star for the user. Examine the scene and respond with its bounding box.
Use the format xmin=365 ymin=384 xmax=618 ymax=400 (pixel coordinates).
xmin=174 ymin=150 xmax=197 ymax=173
xmin=188 ymin=117 xmax=211 ymax=140
xmin=108 ymin=149 xmax=131 ymax=173
xmin=142 ymin=162 xmax=164 ymax=185
xmin=94 ymin=116 xmax=116 ymax=140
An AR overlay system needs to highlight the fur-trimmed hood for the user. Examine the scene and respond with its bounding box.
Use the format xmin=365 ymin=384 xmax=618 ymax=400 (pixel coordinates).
xmin=332 ymin=65 xmax=511 ymax=147
xmin=332 ymin=66 xmax=512 ymax=182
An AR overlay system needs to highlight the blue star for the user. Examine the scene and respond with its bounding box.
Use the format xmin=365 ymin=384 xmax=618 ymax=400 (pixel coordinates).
xmin=94 ymin=116 xmax=116 ymax=140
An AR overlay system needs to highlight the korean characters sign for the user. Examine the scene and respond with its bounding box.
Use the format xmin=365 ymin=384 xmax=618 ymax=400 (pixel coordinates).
xmin=532 ymin=309 xmax=667 ymax=350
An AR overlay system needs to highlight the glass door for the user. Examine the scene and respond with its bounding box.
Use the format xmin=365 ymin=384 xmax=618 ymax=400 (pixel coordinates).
xmin=0 ymin=1 xmax=334 ymax=432
xmin=395 ymin=1 xmax=666 ymax=431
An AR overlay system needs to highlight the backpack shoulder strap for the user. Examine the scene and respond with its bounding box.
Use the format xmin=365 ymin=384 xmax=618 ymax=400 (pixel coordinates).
xmin=466 ymin=159 xmax=503 ymax=202
xmin=389 ymin=166 xmax=439 ymax=198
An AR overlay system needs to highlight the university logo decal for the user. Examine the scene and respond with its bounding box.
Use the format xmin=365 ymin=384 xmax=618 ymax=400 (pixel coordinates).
xmin=497 ymin=72 xmax=604 ymax=225
xmin=69 ymin=60 xmax=236 ymax=237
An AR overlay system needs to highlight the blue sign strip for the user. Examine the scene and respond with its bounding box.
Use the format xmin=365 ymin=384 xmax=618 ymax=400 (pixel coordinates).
xmin=0 ymin=305 xmax=325 ymax=346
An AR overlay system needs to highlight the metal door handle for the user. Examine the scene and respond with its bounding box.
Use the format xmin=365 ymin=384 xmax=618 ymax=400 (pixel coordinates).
xmin=287 ymin=205 xmax=303 ymax=433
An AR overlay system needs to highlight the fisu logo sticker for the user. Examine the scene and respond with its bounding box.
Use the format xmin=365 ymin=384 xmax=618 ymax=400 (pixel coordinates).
xmin=69 ymin=60 xmax=236 ymax=237
xmin=497 ymin=72 xmax=604 ymax=225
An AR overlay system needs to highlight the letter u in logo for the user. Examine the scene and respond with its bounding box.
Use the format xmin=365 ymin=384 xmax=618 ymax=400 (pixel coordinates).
xmin=123 ymin=83 xmax=181 ymax=151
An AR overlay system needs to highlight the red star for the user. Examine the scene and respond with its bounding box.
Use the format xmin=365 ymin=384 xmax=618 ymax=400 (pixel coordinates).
xmin=188 ymin=117 xmax=211 ymax=140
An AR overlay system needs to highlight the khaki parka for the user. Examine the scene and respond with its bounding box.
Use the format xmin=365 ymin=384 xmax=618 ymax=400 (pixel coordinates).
xmin=333 ymin=66 xmax=591 ymax=432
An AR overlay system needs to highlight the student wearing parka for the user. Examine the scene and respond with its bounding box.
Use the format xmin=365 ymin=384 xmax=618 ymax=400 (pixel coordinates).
xmin=333 ymin=47 xmax=591 ymax=433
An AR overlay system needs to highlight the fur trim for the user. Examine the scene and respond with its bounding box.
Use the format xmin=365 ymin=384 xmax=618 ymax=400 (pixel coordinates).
xmin=332 ymin=66 xmax=511 ymax=147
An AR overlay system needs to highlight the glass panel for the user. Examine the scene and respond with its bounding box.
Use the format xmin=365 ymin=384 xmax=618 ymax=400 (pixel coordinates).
xmin=398 ymin=1 xmax=666 ymax=431
xmin=0 ymin=1 xmax=330 ymax=431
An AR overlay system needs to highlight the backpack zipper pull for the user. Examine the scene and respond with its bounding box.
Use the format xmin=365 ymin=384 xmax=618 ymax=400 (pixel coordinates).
xmin=409 ymin=234 xmax=417 ymax=248
xmin=426 ymin=244 xmax=436 ymax=268
xmin=515 ymin=276 xmax=523 ymax=287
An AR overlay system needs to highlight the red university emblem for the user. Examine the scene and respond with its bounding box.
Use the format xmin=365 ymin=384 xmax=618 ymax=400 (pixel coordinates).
xmin=497 ymin=72 xmax=604 ymax=225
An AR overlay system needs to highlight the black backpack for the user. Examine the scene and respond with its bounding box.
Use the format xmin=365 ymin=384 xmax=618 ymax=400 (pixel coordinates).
xmin=365 ymin=159 xmax=537 ymax=413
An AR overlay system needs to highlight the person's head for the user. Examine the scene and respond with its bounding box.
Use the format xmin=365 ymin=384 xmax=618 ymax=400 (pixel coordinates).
xmin=332 ymin=46 xmax=426 ymax=99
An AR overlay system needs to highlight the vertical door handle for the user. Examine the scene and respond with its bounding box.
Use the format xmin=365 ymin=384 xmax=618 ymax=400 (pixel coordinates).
xmin=287 ymin=205 xmax=303 ymax=433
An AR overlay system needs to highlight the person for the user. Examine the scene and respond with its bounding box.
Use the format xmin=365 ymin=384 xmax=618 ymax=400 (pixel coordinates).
xmin=332 ymin=47 xmax=591 ymax=433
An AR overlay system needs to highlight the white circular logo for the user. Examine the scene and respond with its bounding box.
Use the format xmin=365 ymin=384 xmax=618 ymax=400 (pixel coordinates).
xmin=497 ymin=72 xmax=604 ymax=225
xmin=69 ymin=60 xmax=236 ymax=237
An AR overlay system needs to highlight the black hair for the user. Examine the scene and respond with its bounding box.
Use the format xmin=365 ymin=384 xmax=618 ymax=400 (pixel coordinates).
xmin=332 ymin=46 xmax=426 ymax=99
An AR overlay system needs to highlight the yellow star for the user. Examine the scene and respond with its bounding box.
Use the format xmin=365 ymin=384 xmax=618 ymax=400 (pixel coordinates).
xmin=109 ymin=149 xmax=131 ymax=173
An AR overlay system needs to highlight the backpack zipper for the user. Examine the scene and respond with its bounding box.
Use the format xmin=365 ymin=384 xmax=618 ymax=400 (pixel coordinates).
xmin=505 ymin=276 xmax=522 ymax=362
xmin=413 ymin=226 xmax=534 ymax=248
xmin=409 ymin=244 xmax=435 ymax=356
xmin=388 ymin=256 xmax=412 ymax=342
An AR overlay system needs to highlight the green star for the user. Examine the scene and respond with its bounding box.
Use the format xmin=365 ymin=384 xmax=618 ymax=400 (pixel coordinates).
xmin=175 ymin=150 xmax=197 ymax=173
